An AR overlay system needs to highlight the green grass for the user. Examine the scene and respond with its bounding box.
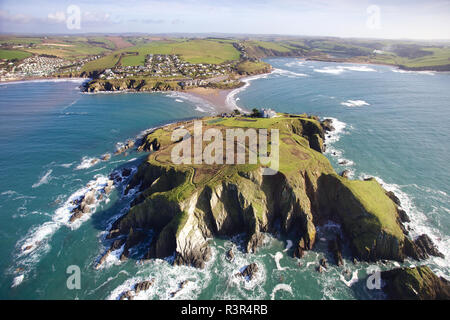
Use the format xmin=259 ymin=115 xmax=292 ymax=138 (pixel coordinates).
xmin=121 ymin=53 xmax=145 ymax=66
xmin=81 ymin=53 xmax=121 ymax=72
xmin=26 ymin=41 xmax=111 ymax=59
xmin=340 ymin=177 xmax=404 ymax=240
xmin=371 ymin=47 xmax=450 ymax=68
xmin=247 ymin=41 xmax=293 ymax=52
xmin=118 ymin=39 xmax=241 ymax=66
xmin=0 ymin=49 xmax=32 ymax=60
xmin=235 ymin=60 xmax=270 ymax=74
xmin=0 ymin=37 xmax=43 ymax=45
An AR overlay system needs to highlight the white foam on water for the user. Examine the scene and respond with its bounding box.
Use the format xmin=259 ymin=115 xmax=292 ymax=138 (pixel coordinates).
xmin=272 ymin=252 xmax=287 ymax=271
xmin=391 ymin=69 xmax=435 ymax=76
xmin=340 ymin=99 xmax=370 ymax=107
xmin=15 ymin=174 xmax=115 ymax=277
xmin=0 ymin=78 xmax=87 ymax=86
xmin=284 ymin=60 xmax=306 ymax=67
xmin=271 ymin=68 xmax=308 ymax=78
xmin=60 ymin=162 xmax=75 ymax=168
xmin=225 ymin=73 xmax=269 ymax=111
xmin=323 ymin=117 xmax=347 ymax=145
xmin=358 ymin=174 xmax=450 ymax=270
xmin=75 ymin=156 xmax=100 ymax=170
xmin=1 ymin=190 xmax=18 ymax=196
xmin=32 ymin=169 xmax=53 ymax=188
xmin=107 ymin=252 xmax=215 ymax=300
xmin=314 ymin=65 xmax=376 ymax=75
xmin=11 ymin=274 xmax=24 ymax=288
xmin=166 ymin=91 xmax=215 ymax=113
xmin=96 ymin=244 xmax=125 ymax=270
xmin=270 ymin=283 xmax=293 ymax=300
xmin=339 ymin=270 xmax=359 ymax=287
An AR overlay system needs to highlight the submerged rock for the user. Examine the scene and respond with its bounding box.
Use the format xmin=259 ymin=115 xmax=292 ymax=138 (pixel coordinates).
xmin=381 ymin=266 xmax=450 ymax=300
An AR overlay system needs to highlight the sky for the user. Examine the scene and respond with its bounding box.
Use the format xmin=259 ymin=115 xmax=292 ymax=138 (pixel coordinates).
xmin=0 ymin=0 xmax=449 ymax=40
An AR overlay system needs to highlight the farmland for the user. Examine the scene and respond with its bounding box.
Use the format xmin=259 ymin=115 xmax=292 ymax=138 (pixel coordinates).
xmin=1 ymin=35 xmax=449 ymax=83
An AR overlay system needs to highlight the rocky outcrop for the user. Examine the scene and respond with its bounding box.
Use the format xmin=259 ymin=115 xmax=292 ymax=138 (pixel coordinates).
xmin=238 ymin=263 xmax=259 ymax=281
xmin=103 ymin=115 xmax=429 ymax=269
xmin=115 ymin=139 xmax=135 ymax=155
xmin=83 ymin=78 xmax=183 ymax=93
xmin=404 ymin=234 xmax=444 ymax=260
xmin=381 ymin=266 xmax=450 ymax=300
xmin=69 ymin=179 xmax=114 ymax=223
xmin=329 ymin=236 xmax=344 ymax=266
xmin=119 ymin=279 xmax=155 ymax=300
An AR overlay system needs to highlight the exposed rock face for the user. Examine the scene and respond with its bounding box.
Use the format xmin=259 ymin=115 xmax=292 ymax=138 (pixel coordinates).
xmin=135 ymin=279 xmax=155 ymax=294
xmin=170 ymin=280 xmax=190 ymax=297
xmin=317 ymin=174 xmax=408 ymax=262
xmin=319 ymin=257 xmax=328 ymax=269
xmin=105 ymin=115 xmax=426 ymax=269
xmin=239 ymin=263 xmax=259 ymax=280
xmin=226 ymin=248 xmax=235 ymax=261
xmin=381 ymin=266 xmax=450 ymax=300
xmin=329 ymin=236 xmax=344 ymax=266
xmin=83 ymin=79 xmax=183 ymax=93
xmin=404 ymin=234 xmax=444 ymax=260
xmin=340 ymin=170 xmax=350 ymax=179
xmin=115 ymin=139 xmax=135 ymax=155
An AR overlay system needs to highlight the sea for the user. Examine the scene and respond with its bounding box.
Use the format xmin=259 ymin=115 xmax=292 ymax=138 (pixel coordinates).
xmin=0 ymin=58 xmax=448 ymax=300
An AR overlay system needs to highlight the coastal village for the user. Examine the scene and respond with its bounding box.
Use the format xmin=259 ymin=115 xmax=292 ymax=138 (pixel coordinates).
xmin=0 ymin=50 xmax=249 ymax=91
xmin=0 ymin=54 xmax=101 ymax=80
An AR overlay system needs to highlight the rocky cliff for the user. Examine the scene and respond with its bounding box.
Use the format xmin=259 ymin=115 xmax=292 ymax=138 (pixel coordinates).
xmin=381 ymin=266 xmax=450 ymax=300
xmin=104 ymin=114 xmax=442 ymax=269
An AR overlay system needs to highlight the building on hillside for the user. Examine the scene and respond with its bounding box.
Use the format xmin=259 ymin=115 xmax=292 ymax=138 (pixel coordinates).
xmin=261 ymin=108 xmax=276 ymax=118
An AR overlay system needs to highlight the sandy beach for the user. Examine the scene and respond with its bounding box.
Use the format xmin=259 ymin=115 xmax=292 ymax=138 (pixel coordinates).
xmin=184 ymin=87 xmax=234 ymax=113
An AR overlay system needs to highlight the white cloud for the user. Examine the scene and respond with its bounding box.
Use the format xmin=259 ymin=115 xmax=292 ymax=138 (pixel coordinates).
xmin=47 ymin=11 xmax=66 ymax=23
xmin=0 ymin=10 xmax=34 ymax=24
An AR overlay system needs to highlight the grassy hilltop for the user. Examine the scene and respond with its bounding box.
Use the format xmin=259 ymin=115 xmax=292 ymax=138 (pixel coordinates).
xmin=102 ymin=113 xmax=440 ymax=274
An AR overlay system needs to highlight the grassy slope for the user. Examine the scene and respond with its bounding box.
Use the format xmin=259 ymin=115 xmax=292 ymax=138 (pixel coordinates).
xmin=129 ymin=114 xmax=406 ymax=262
xmin=0 ymin=49 xmax=32 ymax=60
xmin=120 ymin=39 xmax=241 ymax=66
xmin=81 ymin=53 xmax=121 ymax=72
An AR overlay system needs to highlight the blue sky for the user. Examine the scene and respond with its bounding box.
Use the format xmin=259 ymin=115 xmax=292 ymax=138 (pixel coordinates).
xmin=0 ymin=0 xmax=449 ymax=39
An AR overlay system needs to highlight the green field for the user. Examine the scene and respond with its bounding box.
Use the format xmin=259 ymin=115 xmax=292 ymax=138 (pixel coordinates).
xmin=26 ymin=41 xmax=111 ymax=59
xmin=0 ymin=49 xmax=32 ymax=60
xmin=81 ymin=53 xmax=121 ymax=72
xmin=245 ymin=40 xmax=293 ymax=53
xmin=119 ymin=39 xmax=241 ymax=66
xmin=1 ymin=35 xmax=449 ymax=72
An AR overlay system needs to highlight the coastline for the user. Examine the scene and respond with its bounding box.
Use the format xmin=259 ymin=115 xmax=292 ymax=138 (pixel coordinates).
xmin=183 ymin=87 xmax=234 ymax=113
xmin=0 ymin=77 xmax=89 ymax=85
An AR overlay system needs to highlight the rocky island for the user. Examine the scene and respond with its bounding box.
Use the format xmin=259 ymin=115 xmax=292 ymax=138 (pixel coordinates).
xmin=95 ymin=112 xmax=447 ymax=299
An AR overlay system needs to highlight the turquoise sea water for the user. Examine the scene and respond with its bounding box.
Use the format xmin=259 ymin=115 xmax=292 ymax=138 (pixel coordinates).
xmin=0 ymin=59 xmax=449 ymax=299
